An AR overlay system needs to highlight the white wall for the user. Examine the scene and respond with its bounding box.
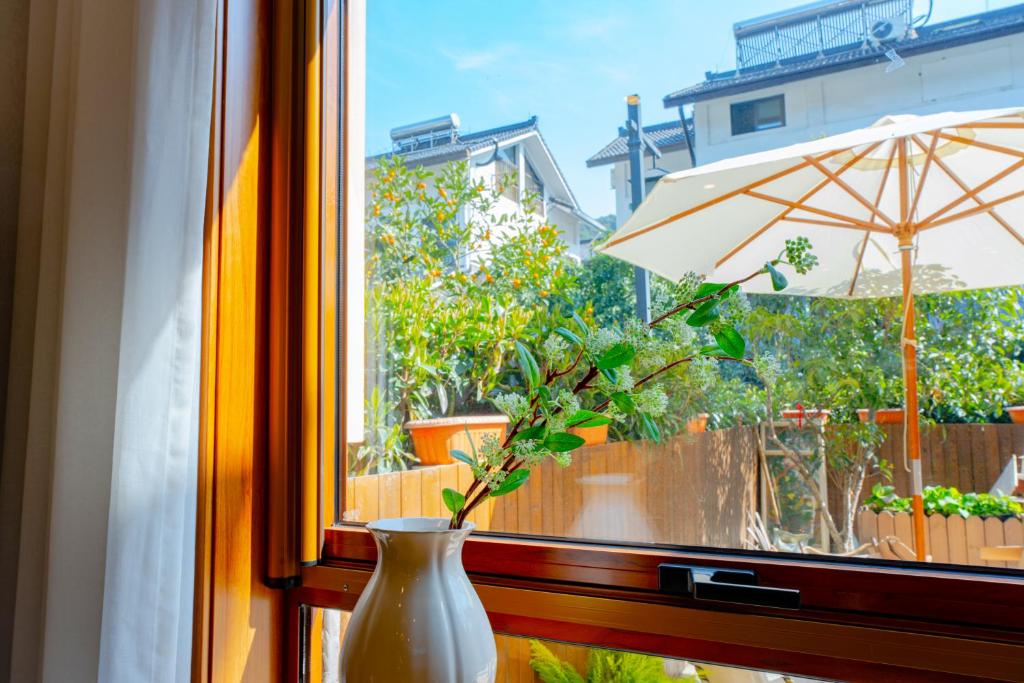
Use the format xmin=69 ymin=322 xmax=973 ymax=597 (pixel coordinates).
xmin=693 ymin=33 xmax=1024 ymax=163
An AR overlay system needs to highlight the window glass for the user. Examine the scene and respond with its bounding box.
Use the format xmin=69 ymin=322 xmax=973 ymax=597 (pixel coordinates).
xmin=731 ymin=95 xmax=786 ymax=135
xmin=344 ymin=0 xmax=1024 ymax=573
xmin=305 ymin=608 xmax=831 ymax=683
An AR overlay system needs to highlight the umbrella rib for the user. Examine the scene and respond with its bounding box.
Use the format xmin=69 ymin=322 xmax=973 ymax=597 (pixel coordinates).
xmin=849 ymin=141 xmax=899 ymax=296
xmin=601 ymin=149 xmax=850 ymax=250
xmin=962 ymin=121 xmax=1024 ymax=129
xmin=916 ymin=145 xmax=1024 ymax=226
xmin=922 ymin=188 xmax=1024 ymax=230
xmin=912 ymin=137 xmax=1024 ymax=246
xmin=803 ymin=155 xmax=898 ymax=229
xmin=906 ymin=133 xmax=939 ymax=221
xmin=743 ymin=190 xmax=887 ymax=231
xmin=714 ymin=141 xmax=883 ymax=269
xmin=934 ymin=131 xmax=1024 ymax=159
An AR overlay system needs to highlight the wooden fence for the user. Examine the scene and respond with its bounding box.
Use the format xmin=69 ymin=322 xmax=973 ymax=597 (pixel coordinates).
xmin=344 ymin=426 xmax=759 ymax=547
xmin=827 ymin=423 xmax=1024 ymax=531
xmin=856 ymin=509 xmax=1024 ymax=568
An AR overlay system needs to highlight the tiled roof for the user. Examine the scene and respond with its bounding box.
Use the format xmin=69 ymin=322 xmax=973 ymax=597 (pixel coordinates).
xmin=585 ymin=119 xmax=691 ymax=168
xmin=368 ymin=116 xmax=538 ymax=166
xmin=664 ymin=4 xmax=1024 ymax=106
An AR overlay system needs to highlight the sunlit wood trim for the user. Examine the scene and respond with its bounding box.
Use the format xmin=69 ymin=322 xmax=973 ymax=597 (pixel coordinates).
xmin=743 ymin=190 xmax=888 ymax=232
xmin=320 ymin=0 xmax=341 ymax=548
xmin=715 ymin=142 xmax=881 ymax=268
xmin=803 ymin=154 xmax=897 ymax=228
xmin=602 ymin=149 xmax=850 ymax=249
xmin=191 ymin=1 xmax=224 ymax=674
xmin=301 ymin=0 xmax=323 ymax=565
xmin=193 ymin=0 xmax=286 ymax=677
xmin=321 ymin=526 xmax=1024 ymax=635
xmin=266 ymin=0 xmax=304 ymax=586
xmin=298 ymin=563 xmax=1024 ymax=682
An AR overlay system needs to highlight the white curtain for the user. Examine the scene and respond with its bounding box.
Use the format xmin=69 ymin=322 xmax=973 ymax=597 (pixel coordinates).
xmin=97 ymin=0 xmax=216 ymax=679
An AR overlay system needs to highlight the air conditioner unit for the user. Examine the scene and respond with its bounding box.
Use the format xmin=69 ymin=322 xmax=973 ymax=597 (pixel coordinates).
xmin=869 ymin=16 xmax=909 ymax=44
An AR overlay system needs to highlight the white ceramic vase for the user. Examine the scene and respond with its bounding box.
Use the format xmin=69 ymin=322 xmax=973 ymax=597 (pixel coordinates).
xmin=340 ymin=517 xmax=497 ymax=682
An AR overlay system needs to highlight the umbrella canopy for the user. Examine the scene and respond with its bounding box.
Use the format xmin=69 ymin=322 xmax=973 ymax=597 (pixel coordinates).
xmin=598 ymin=107 xmax=1024 ymax=562
xmin=600 ymin=107 xmax=1024 ymax=298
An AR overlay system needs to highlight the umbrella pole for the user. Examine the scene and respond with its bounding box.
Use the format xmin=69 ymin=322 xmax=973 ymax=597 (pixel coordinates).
xmin=900 ymin=241 xmax=926 ymax=561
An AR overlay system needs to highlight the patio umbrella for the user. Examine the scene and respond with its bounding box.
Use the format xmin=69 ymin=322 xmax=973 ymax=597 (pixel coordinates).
xmin=598 ymin=107 xmax=1024 ymax=561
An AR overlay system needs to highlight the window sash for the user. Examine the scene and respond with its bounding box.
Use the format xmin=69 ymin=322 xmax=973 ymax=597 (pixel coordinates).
xmin=302 ymin=2 xmax=1024 ymax=680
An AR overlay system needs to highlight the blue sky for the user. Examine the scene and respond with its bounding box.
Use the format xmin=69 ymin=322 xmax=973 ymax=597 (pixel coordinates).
xmin=367 ymin=0 xmax=1017 ymax=217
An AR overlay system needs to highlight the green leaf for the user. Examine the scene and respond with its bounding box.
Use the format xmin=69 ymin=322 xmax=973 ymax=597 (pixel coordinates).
xmin=611 ymin=392 xmax=636 ymax=414
xmin=512 ymin=424 xmax=546 ymax=442
xmin=570 ymin=311 xmax=590 ymax=337
xmin=694 ymin=282 xmax=737 ymax=299
xmin=686 ymin=299 xmax=720 ymax=327
xmin=714 ymin=325 xmax=746 ymax=359
xmin=553 ymin=327 xmax=583 ymax=346
xmin=450 ymin=449 xmax=475 ymax=467
xmin=574 ymin=415 xmax=611 ymax=428
xmin=599 ymin=367 xmax=618 ymax=384
xmin=442 ymin=488 xmax=466 ymax=515
xmin=596 ymin=343 xmax=635 ymax=370
xmin=543 ymin=431 xmax=586 ymax=452
xmin=639 ymin=413 xmax=662 ymax=443
xmin=698 ymin=344 xmax=724 ymax=356
xmin=490 ymin=469 xmax=530 ymax=497
xmin=565 ymin=410 xmax=608 ymax=428
xmin=515 ymin=341 xmax=541 ymax=388
xmin=765 ymin=262 xmax=788 ymax=291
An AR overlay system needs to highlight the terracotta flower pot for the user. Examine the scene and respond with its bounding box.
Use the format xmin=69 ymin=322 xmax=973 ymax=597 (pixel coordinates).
xmin=856 ymin=408 xmax=905 ymax=424
xmin=781 ymin=408 xmax=830 ymax=425
xmin=569 ymin=423 xmax=609 ymax=446
xmin=404 ymin=415 xmax=509 ymax=466
xmin=686 ymin=413 xmax=709 ymax=433
xmin=1007 ymin=406 xmax=1024 ymax=424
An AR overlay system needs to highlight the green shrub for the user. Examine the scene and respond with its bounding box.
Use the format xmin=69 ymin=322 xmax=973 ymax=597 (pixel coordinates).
xmin=865 ymin=483 xmax=1023 ymax=518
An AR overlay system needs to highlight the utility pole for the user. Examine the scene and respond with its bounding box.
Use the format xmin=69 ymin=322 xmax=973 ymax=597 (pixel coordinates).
xmin=626 ymin=94 xmax=651 ymax=323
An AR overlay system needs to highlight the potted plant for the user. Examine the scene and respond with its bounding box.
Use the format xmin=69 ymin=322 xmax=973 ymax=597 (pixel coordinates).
xmin=568 ymin=420 xmax=609 ymax=446
xmin=685 ymin=412 xmax=710 ymax=433
xmin=1007 ymin=406 xmax=1024 ymax=424
xmin=340 ymin=240 xmax=817 ymax=681
xmin=781 ymin=404 xmax=830 ymax=425
xmin=404 ymin=415 xmax=510 ymax=465
xmin=856 ymin=407 xmax=905 ymax=424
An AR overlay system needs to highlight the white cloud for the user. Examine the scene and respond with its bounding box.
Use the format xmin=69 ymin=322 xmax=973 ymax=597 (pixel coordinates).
xmin=442 ymin=43 xmax=518 ymax=71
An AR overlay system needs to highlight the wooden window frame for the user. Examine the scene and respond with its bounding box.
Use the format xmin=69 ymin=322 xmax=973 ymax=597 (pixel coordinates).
xmin=274 ymin=1 xmax=1024 ymax=681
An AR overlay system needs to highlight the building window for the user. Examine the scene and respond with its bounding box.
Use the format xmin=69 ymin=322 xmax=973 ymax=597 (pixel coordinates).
xmin=730 ymin=94 xmax=785 ymax=135
xmin=495 ymin=146 xmax=519 ymax=201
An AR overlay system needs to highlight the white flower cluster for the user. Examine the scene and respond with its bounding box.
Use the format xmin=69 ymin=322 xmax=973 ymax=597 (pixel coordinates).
xmin=545 ymin=390 xmax=580 ymax=433
xmin=492 ymin=392 xmax=529 ymax=421
xmin=541 ymin=333 xmax=569 ymax=364
xmin=676 ymin=271 xmax=706 ymax=302
xmin=721 ymin=291 xmax=752 ymax=327
xmin=636 ymin=386 xmax=669 ymax=417
xmin=596 ymin=365 xmax=634 ymax=393
xmin=688 ymin=356 xmax=718 ymax=392
xmin=752 ymin=354 xmax=781 ymax=389
xmin=587 ymin=327 xmax=621 ymax=357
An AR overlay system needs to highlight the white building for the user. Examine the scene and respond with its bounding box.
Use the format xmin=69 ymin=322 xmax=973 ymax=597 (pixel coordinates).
xmin=592 ymin=0 xmax=1024 ymax=221
xmin=369 ymin=114 xmax=603 ymax=261
xmin=585 ymin=119 xmax=694 ymax=228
